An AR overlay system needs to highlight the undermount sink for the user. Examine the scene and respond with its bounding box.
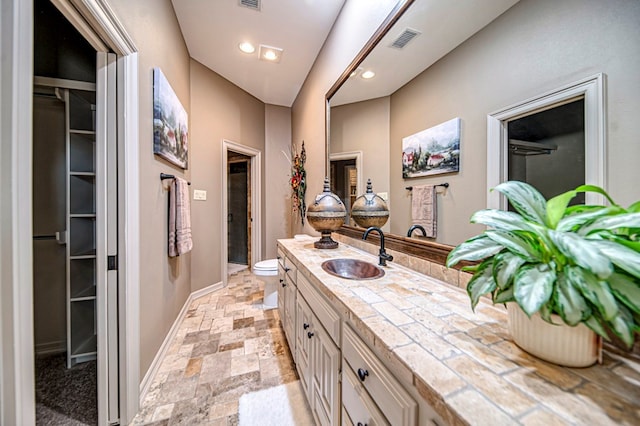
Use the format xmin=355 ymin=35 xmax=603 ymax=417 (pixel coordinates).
xmin=321 ymin=258 xmax=385 ymax=280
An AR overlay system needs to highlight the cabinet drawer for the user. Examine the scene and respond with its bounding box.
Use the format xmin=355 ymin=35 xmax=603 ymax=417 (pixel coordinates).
xmin=277 ymin=248 xmax=284 ymax=267
xmin=342 ymin=362 xmax=388 ymax=426
xmin=297 ymin=273 xmax=340 ymax=344
xmin=284 ymin=261 xmax=297 ymax=284
xmin=343 ymin=324 xmax=416 ymax=426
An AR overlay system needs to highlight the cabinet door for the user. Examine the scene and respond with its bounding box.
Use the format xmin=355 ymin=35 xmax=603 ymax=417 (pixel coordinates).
xmin=295 ymin=294 xmax=314 ymax=397
xmin=284 ymin=279 xmax=297 ymax=351
xmin=311 ymin=319 xmax=341 ymax=426
xmin=277 ymin=264 xmax=286 ymax=328
xmin=342 ymin=364 xmax=388 ymax=426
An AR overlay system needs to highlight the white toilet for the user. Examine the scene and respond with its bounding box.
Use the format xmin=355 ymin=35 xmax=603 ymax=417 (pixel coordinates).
xmin=253 ymin=259 xmax=279 ymax=309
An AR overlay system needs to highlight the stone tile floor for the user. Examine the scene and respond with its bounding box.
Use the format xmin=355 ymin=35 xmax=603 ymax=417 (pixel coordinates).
xmin=131 ymin=270 xmax=299 ymax=425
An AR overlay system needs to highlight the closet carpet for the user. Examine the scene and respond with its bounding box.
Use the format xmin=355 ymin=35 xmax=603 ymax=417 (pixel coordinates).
xmin=35 ymin=353 xmax=97 ymax=425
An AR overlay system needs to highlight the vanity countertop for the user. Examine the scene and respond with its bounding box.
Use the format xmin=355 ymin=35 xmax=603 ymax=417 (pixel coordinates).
xmin=277 ymin=238 xmax=640 ymax=425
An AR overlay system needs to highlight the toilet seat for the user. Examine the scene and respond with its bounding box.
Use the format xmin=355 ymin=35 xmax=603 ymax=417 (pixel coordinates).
xmin=253 ymin=259 xmax=278 ymax=276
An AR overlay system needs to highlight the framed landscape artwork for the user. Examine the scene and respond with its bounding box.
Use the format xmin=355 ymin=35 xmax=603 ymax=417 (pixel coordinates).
xmin=153 ymin=68 xmax=188 ymax=169
xmin=402 ymin=117 xmax=461 ymax=179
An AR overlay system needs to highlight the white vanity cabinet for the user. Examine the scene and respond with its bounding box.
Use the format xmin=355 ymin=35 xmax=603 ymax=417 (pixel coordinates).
xmin=342 ymin=324 xmax=417 ymax=426
xmin=296 ymin=272 xmax=341 ymax=426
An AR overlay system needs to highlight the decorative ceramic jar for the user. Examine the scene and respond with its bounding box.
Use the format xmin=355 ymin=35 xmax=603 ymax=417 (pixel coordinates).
xmin=306 ymin=177 xmax=346 ymax=249
xmin=507 ymin=303 xmax=601 ymax=367
xmin=351 ymin=179 xmax=389 ymax=228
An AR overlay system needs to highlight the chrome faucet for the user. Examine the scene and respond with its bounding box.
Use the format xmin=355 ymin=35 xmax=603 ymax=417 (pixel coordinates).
xmin=407 ymin=224 xmax=427 ymax=237
xmin=363 ymin=226 xmax=393 ymax=267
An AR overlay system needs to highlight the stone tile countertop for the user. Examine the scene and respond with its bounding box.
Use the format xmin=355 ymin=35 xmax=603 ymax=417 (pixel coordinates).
xmin=277 ymin=238 xmax=640 ymax=426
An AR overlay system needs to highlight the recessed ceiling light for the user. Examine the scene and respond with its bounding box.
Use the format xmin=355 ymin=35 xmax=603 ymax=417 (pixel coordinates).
xmin=361 ymin=70 xmax=376 ymax=79
xmin=350 ymin=67 xmax=363 ymax=78
xmin=259 ymin=44 xmax=283 ymax=63
xmin=239 ymin=42 xmax=255 ymax=54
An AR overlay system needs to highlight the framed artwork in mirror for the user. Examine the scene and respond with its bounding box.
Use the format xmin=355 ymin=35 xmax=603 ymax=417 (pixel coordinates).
xmin=153 ymin=68 xmax=189 ymax=169
xmin=402 ymin=117 xmax=460 ymax=178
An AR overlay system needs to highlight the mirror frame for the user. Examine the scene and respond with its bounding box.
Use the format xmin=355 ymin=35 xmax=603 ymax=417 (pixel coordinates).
xmin=325 ymin=0 xmax=460 ymax=266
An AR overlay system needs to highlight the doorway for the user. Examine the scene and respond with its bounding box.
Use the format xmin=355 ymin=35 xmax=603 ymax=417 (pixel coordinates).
xmin=330 ymin=159 xmax=357 ymax=225
xmin=228 ymin=152 xmax=251 ymax=272
xmin=32 ymin=1 xmax=118 ymax=424
xmin=221 ymin=140 xmax=262 ymax=284
xmin=507 ymin=99 xmax=586 ymax=204
xmin=487 ymin=74 xmax=606 ymax=210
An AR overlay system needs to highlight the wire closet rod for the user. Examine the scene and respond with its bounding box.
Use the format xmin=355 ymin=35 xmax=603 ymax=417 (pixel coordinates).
xmin=160 ymin=172 xmax=191 ymax=185
xmin=405 ymin=182 xmax=449 ymax=191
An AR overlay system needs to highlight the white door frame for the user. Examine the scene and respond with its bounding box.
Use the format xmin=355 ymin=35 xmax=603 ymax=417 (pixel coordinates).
xmin=1 ymin=0 xmax=141 ymax=424
xmin=487 ymin=73 xmax=606 ymax=210
xmin=222 ymin=140 xmax=262 ymax=285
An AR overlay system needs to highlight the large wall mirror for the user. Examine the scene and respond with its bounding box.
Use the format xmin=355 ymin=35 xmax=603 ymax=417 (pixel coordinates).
xmin=326 ymin=0 xmax=520 ymax=259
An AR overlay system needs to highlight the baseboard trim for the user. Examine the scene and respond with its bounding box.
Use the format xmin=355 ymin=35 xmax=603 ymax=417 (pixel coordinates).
xmin=34 ymin=340 xmax=66 ymax=356
xmin=138 ymin=281 xmax=223 ymax=403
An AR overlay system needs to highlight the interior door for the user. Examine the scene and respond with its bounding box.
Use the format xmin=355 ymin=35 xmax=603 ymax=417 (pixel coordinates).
xmin=96 ymin=51 xmax=119 ymax=424
xmin=228 ymin=160 xmax=248 ymax=264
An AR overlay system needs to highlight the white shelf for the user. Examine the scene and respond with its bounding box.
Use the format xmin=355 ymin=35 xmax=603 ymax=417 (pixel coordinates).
xmin=66 ymin=86 xmax=97 ymax=368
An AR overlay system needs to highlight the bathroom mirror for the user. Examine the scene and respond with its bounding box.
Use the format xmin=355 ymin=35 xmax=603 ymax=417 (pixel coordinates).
xmin=327 ymin=0 xmax=520 ymax=247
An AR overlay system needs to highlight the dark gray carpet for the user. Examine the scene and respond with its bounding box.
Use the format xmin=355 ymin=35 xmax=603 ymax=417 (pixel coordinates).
xmin=35 ymin=353 xmax=97 ymax=425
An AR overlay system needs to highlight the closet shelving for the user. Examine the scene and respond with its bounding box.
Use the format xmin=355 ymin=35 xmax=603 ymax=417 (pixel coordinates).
xmin=65 ymin=86 xmax=98 ymax=367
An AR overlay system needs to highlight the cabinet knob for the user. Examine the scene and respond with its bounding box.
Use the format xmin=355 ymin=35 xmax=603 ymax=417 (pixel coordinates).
xmin=357 ymin=423 xmax=368 ymax=426
xmin=285 ymin=267 xmax=291 ymax=272
xmin=277 ymin=255 xmax=282 ymax=259
xmin=307 ymin=331 xmax=314 ymax=339
xmin=303 ymin=323 xmax=310 ymax=330
xmin=357 ymin=368 xmax=369 ymax=382
xmin=280 ymin=279 xmax=286 ymax=287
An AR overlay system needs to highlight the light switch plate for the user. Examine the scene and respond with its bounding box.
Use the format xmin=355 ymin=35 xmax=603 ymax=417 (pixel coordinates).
xmin=193 ymin=189 xmax=207 ymax=201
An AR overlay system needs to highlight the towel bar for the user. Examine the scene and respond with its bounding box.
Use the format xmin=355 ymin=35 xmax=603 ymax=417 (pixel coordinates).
xmin=405 ymin=182 xmax=448 ymax=191
xmin=160 ymin=172 xmax=191 ymax=185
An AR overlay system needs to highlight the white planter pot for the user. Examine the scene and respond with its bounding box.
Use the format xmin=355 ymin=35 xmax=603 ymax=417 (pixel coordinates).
xmin=507 ymin=303 xmax=601 ymax=368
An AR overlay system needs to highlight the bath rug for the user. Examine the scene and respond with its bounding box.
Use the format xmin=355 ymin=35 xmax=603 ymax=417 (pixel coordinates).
xmin=238 ymin=380 xmax=314 ymax=426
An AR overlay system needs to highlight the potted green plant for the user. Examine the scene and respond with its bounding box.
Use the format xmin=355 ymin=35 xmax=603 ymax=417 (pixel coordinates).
xmin=447 ymin=181 xmax=640 ymax=366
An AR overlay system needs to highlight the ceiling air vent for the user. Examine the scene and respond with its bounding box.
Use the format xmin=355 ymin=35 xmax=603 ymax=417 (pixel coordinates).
xmin=239 ymin=0 xmax=261 ymax=11
xmin=390 ymin=28 xmax=421 ymax=49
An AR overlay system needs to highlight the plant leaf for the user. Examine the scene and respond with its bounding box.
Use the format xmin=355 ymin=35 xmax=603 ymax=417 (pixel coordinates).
xmin=580 ymin=212 xmax=640 ymax=236
xmin=590 ymin=240 xmax=640 ymax=279
xmin=583 ymin=315 xmax=610 ymax=339
xmin=492 ymin=181 xmax=548 ymax=225
xmin=446 ymin=235 xmax=503 ymax=267
xmin=548 ymin=230 xmax=613 ymax=279
xmin=538 ymin=302 xmax=555 ymax=324
xmin=470 ymin=209 xmax=535 ymax=232
xmin=493 ymin=286 xmax=514 ymax=304
xmin=628 ymin=201 xmax=640 ymax=212
xmin=554 ymin=272 xmax=590 ymax=326
xmin=556 ymin=206 xmax=619 ymax=232
xmin=607 ymin=272 xmax=640 ymax=313
xmin=492 ymin=251 xmax=526 ymax=289
xmin=566 ymin=266 xmax=618 ymax=321
xmin=572 ymin=184 xmax=617 ymax=206
xmin=466 ymin=260 xmax=496 ymax=311
xmin=546 ymin=189 xmax=578 ymax=229
xmin=513 ymin=264 xmax=555 ymax=316
xmin=607 ymin=305 xmax=635 ymax=348
xmin=485 ymin=230 xmax=541 ymax=261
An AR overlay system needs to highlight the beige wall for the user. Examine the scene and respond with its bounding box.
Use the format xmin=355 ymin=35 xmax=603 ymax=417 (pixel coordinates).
xmin=389 ymin=0 xmax=640 ymax=245
xmin=330 ymin=97 xmax=391 ymax=230
xmin=108 ymin=0 xmax=192 ymax=377
xmin=189 ymin=59 xmax=266 ymax=287
xmin=265 ymin=104 xmax=292 ymax=257
xmin=292 ymin=0 xmax=399 ymax=236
